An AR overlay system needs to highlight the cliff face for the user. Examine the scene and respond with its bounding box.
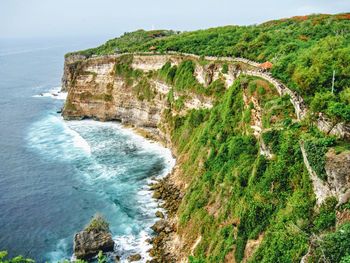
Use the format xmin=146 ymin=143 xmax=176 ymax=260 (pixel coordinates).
xmin=326 ymin=149 xmax=350 ymax=205
xmin=61 ymin=53 xmax=229 ymax=142
xmin=61 ymin=53 xmax=299 ymax=139
xmin=63 ymin=53 xmax=350 ymax=139
xmin=63 ymin=56 xmax=161 ymax=124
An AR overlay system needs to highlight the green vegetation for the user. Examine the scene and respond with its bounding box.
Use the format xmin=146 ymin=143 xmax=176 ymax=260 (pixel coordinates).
xmin=312 ymin=197 xmax=337 ymax=233
xmin=66 ymin=29 xmax=177 ymax=57
xmin=303 ymin=136 xmax=336 ymax=180
xmin=114 ymin=54 xmax=142 ymax=85
xmin=159 ymin=60 xmax=226 ymax=97
xmin=207 ymin=79 xmax=226 ymax=97
xmin=85 ymin=214 xmax=110 ymax=233
xmin=166 ymin=78 xmax=315 ymax=262
xmin=97 ymin=251 xmax=107 ymax=263
xmin=173 ymin=60 xmax=202 ymax=93
xmin=59 ymin=12 xmax=350 ymax=263
xmin=133 ymin=77 xmax=155 ymax=101
xmin=70 ymin=13 xmax=350 ymax=122
xmin=309 ymin=223 xmax=350 ymax=262
xmin=221 ymin=63 xmax=229 ymax=74
xmin=159 ymin=60 xmax=205 ymax=94
xmin=161 ymin=74 xmax=348 ymax=262
xmin=0 ymin=251 xmax=34 ymax=263
xmin=310 ymin=91 xmax=350 ymax=122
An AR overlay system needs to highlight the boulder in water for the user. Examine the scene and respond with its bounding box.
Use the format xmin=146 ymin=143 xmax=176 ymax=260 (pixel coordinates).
xmin=155 ymin=210 xmax=164 ymax=219
xmin=74 ymin=214 xmax=115 ymax=259
xmin=151 ymin=219 xmax=167 ymax=233
xmin=127 ymin=253 xmax=142 ymax=261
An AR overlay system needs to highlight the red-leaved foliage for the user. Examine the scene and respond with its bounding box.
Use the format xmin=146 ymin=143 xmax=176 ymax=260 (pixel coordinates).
xmin=337 ymin=14 xmax=350 ymax=20
xmin=291 ymin=15 xmax=309 ymax=21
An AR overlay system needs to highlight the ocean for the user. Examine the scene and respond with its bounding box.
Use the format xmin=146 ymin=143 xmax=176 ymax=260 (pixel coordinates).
xmin=0 ymin=38 xmax=174 ymax=262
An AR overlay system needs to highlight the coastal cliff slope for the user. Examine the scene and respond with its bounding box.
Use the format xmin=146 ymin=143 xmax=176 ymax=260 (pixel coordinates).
xmin=62 ymin=13 xmax=350 ymax=263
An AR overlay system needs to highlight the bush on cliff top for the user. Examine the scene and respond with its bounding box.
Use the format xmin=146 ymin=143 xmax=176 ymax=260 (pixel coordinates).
xmin=85 ymin=214 xmax=110 ymax=233
xmin=67 ymin=29 xmax=176 ymax=57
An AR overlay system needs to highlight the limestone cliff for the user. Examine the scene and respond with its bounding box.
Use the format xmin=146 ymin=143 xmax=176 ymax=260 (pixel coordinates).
xmin=62 ymin=53 xmax=217 ymax=144
xmin=62 ymin=52 xmax=350 ymax=139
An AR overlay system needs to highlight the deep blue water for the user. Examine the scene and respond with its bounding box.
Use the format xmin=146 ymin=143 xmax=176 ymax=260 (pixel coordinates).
xmin=0 ymin=38 xmax=174 ymax=262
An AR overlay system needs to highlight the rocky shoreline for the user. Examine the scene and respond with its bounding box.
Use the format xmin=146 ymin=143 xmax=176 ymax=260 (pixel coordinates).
xmin=147 ymin=175 xmax=182 ymax=263
xmin=67 ymin=121 xmax=180 ymax=262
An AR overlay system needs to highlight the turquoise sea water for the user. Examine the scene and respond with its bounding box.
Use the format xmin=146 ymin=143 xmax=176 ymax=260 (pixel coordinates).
xmin=0 ymin=39 xmax=174 ymax=262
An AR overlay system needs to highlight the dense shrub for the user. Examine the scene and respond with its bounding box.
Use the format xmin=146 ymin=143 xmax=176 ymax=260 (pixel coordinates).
xmin=173 ymin=60 xmax=204 ymax=93
xmin=133 ymin=77 xmax=155 ymax=101
xmin=165 ymin=77 xmax=315 ymax=262
xmin=85 ymin=214 xmax=110 ymax=232
xmin=303 ymin=137 xmax=336 ymax=180
xmin=310 ymin=223 xmax=350 ymax=262
xmin=0 ymin=251 xmax=34 ymax=263
xmin=221 ymin=63 xmax=229 ymax=74
xmin=114 ymin=54 xmax=142 ymax=85
xmin=313 ymin=197 xmax=337 ymax=232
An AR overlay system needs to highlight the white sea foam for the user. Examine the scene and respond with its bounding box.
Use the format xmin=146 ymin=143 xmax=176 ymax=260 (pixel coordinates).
xmin=65 ymin=120 xmax=176 ymax=261
xmin=67 ymin=119 xmax=175 ymax=173
xmin=28 ymin=103 xmax=175 ymax=262
xmin=114 ymin=230 xmax=153 ymax=262
xmin=70 ymin=120 xmax=175 ymax=170
xmin=26 ymin=115 xmax=91 ymax=160
xmin=64 ymin=122 xmax=92 ymax=155
xmin=33 ymin=86 xmax=67 ymax=100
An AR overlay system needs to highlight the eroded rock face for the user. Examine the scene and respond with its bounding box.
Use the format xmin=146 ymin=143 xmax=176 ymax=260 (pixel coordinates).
xmin=62 ymin=54 xmax=214 ymax=145
xmin=300 ymin=142 xmax=333 ymax=205
xmin=301 ymin=144 xmax=350 ymax=206
xmin=326 ymin=149 xmax=350 ymax=205
xmin=74 ymin=230 xmax=115 ymax=259
xmin=61 ymin=54 xmax=87 ymax=92
xmin=317 ymin=114 xmax=350 ymax=140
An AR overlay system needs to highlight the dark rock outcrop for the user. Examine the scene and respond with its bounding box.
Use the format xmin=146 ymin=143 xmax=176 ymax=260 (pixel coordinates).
xmin=127 ymin=253 xmax=142 ymax=261
xmin=74 ymin=215 xmax=115 ymax=259
xmin=148 ymin=177 xmax=182 ymax=262
xmin=155 ymin=211 xmax=164 ymax=219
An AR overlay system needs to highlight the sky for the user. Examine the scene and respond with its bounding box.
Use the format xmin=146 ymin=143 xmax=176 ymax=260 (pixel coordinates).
xmin=1 ymin=0 xmax=350 ymax=40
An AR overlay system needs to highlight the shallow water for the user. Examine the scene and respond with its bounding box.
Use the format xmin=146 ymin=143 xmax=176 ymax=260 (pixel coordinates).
xmin=0 ymin=39 xmax=174 ymax=262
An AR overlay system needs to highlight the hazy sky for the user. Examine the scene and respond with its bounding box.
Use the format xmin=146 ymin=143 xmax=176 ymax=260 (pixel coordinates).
xmin=1 ymin=0 xmax=349 ymax=39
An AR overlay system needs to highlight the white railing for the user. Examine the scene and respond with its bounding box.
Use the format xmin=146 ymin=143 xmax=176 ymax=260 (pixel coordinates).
xmin=67 ymin=51 xmax=349 ymax=138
